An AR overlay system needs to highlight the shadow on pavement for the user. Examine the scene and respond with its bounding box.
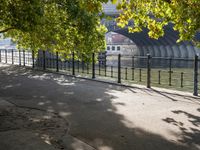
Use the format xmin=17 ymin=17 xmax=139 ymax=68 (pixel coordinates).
xmin=0 ymin=65 xmax=199 ymax=150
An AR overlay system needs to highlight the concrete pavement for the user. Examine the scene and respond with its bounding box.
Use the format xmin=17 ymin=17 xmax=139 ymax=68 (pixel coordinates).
xmin=0 ymin=64 xmax=200 ymax=150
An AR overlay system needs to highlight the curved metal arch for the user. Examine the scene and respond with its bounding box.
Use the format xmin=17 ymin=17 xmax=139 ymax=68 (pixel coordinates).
xmin=107 ymin=24 xmax=197 ymax=58
xmin=112 ymin=28 xmax=176 ymax=57
xmin=113 ymin=29 xmax=161 ymax=56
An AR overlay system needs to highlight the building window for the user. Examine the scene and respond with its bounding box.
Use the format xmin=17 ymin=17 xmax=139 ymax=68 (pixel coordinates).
xmin=107 ymin=46 xmax=110 ymax=51
xmin=112 ymin=46 xmax=115 ymax=51
xmin=117 ymin=46 xmax=120 ymax=51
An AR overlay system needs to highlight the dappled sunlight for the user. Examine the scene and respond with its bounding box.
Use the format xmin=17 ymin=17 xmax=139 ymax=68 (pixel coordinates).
xmin=96 ymin=98 xmax=103 ymax=102
xmin=161 ymin=108 xmax=200 ymax=146
xmin=2 ymin=84 xmax=20 ymax=89
xmin=0 ymin=103 xmax=69 ymax=149
xmin=0 ymin=64 xmax=200 ymax=150
xmin=38 ymin=102 xmax=46 ymax=106
xmin=63 ymin=91 xmax=74 ymax=95
xmin=47 ymin=106 xmax=55 ymax=113
xmin=28 ymin=74 xmax=52 ymax=81
xmin=102 ymin=87 xmax=200 ymax=146
xmin=98 ymin=146 xmax=113 ymax=150
xmin=41 ymin=134 xmax=52 ymax=145
xmin=57 ymin=82 xmax=75 ymax=86
xmin=58 ymin=111 xmax=72 ymax=117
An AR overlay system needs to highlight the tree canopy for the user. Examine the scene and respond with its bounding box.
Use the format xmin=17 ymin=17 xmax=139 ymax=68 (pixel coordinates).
xmin=116 ymin=0 xmax=200 ymax=46
xmin=1 ymin=0 xmax=200 ymax=57
xmin=0 ymin=0 xmax=111 ymax=57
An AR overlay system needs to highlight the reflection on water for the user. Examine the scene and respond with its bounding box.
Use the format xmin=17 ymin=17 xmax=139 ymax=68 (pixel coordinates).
xmin=106 ymin=56 xmax=194 ymax=68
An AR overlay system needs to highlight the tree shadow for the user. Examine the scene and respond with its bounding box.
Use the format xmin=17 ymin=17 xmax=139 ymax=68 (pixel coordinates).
xmin=0 ymin=64 xmax=198 ymax=150
xmin=142 ymin=88 xmax=200 ymax=104
xmin=163 ymin=109 xmax=200 ymax=147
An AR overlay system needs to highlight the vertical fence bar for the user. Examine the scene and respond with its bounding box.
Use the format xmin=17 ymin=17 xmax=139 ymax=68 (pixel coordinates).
xmin=27 ymin=51 xmax=30 ymax=66
xmin=23 ymin=50 xmax=25 ymax=66
xmin=5 ymin=49 xmax=7 ymax=63
xmin=37 ymin=51 xmax=39 ymax=67
xmin=56 ymin=51 xmax=58 ymax=72
xmin=147 ymin=54 xmax=151 ymax=88
xmin=12 ymin=49 xmax=14 ymax=64
xmin=132 ymin=56 xmax=135 ymax=81
xmin=0 ymin=50 xmax=1 ymax=62
xmin=19 ymin=49 xmax=21 ymax=66
xmin=64 ymin=59 xmax=67 ymax=70
xmin=132 ymin=56 xmax=135 ymax=68
xmin=105 ymin=65 xmax=107 ymax=77
xmin=67 ymin=60 xmax=70 ymax=71
xmin=125 ymin=67 xmax=128 ymax=80
xmin=92 ymin=53 xmax=95 ymax=79
xmin=43 ymin=51 xmax=46 ymax=70
xmin=169 ymin=58 xmax=172 ymax=86
xmin=49 ymin=53 xmax=52 ymax=68
xmin=118 ymin=54 xmax=121 ymax=83
xmin=82 ymin=54 xmax=84 ymax=73
xmin=132 ymin=68 xmax=134 ymax=80
xmin=32 ymin=50 xmax=35 ymax=68
xmin=193 ymin=54 xmax=198 ymax=96
xmin=46 ymin=54 xmax=49 ymax=69
xmin=111 ymin=66 xmax=113 ymax=78
xmin=139 ymin=69 xmax=142 ymax=82
xmin=181 ymin=72 xmax=184 ymax=88
xmin=87 ymin=63 xmax=89 ymax=74
xmin=77 ymin=59 xmax=80 ymax=73
xmin=104 ymin=53 xmax=107 ymax=77
xmin=99 ymin=60 xmax=101 ymax=75
xmin=158 ymin=70 xmax=161 ymax=84
xmin=72 ymin=52 xmax=75 ymax=75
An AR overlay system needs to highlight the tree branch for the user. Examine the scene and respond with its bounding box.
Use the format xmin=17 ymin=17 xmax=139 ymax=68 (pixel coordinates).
xmin=0 ymin=27 xmax=15 ymax=33
xmin=163 ymin=0 xmax=171 ymax=3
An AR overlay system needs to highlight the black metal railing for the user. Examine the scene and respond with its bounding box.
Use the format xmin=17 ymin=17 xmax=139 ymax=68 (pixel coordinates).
xmin=0 ymin=49 xmax=199 ymax=96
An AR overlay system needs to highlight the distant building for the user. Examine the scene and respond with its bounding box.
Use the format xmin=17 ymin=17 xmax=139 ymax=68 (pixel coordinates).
xmin=0 ymin=34 xmax=16 ymax=49
xmin=105 ymin=32 xmax=138 ymax=55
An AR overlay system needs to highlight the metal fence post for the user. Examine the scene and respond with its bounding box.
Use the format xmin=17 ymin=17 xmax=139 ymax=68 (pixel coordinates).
xmin=23 ymin=50 xmax=25 ymax=66
xmin=181 ymin=72 xmax=184 ymax=88
xmin=43 ymin=51 xmax=46 ymax=70
xmin=104 ymin=52 xmax=107 ymax=76
xmin=99 ymin=60 xmax=101 ymax=75
xmin=12 ymin=49 xmax=14 ymax=64
xmin=111 ymin=66 xmax=113 ymax=78
xmin=169 ymin=57 xmax=172 ymax=86
xmin=193 ymin=54 xmax=198 ymax=96
xmin=0 ymin=50 xmax=1 ymax=62
xmin=92 ymin=53 xmax=95 ymax=79
xmin=19 ymin=50 xmax=21 ymax=66
xmin=158 ymin=70 xmax=161 ymax=84
xmin=37 ymin=51 xmax=39 ymax=67
xmin=32 ymin=50 xmax=35 ymax=68
xmin=132 ymin=56 xmax=135 ymax=80
xmin=56 ymin=51 xmax=59 ymax=72
xmin=147 ymin=54 xmax=151 ymax=88
xmin=72 ymin=52 xmax=75 ymax=75
xmin=82 ymin=54 xmax=84 ymax=73
xmin=5 ymin=49 xmax=7 ymax=63
xmin=132 ymin=56 xmax=135 ymax=68
xmin=87 ymin=63 xmax=89 ymax=74
xmin=125 ymin=68 xmax=128 ymax=80
xmin=139 ymin=69 xmax=142 ymax=82
xmin=118 ymin=54 xmax=121 ymax=83
xmin=77 ymin=59 xmax=80 ymax=72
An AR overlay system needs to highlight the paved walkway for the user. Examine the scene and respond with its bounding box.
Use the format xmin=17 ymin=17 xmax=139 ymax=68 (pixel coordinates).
xmin=0 ymin=64 xmax=200 ymax=150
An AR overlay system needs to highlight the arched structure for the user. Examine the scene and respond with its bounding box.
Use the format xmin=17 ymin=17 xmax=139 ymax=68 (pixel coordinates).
xmin=102 ymin=3 xmax=200 ymax=58
xmin=107 ymin=26 xmax=200 ymax=58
